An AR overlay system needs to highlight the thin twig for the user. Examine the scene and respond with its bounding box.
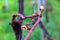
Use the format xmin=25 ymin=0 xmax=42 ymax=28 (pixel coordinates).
xmin=24 ymin=17 xmax=41 ymax=40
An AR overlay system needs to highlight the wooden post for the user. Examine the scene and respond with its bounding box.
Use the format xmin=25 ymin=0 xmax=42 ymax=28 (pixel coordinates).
xmin=18 ymin=0 xmax=24 ymax=14
xmin=15 ymin=0 xmax=24 ymax=40
xmin=11 ymin=0 xmax=24 ymax=40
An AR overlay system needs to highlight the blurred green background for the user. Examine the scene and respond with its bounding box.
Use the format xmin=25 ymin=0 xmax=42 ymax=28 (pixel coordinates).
xmin=0 ymin=0 xmax=60 ymax=40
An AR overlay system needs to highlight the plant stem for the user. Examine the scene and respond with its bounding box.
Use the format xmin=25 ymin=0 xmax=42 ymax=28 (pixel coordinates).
xmin=24 ymin=17 xmax=41 ymax=40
